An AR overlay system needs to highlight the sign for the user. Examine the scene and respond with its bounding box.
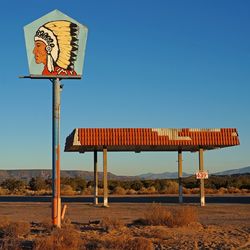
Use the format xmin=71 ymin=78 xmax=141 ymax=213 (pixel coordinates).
xmin=195 ymin=171 xmax=209 ymax=179
xmin=24 ymin=10 xmax=88 ymax=78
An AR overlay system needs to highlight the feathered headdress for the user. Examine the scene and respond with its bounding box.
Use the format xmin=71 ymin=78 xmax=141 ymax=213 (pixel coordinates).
xmin=34 ymin=20 xmax=79 ymax=72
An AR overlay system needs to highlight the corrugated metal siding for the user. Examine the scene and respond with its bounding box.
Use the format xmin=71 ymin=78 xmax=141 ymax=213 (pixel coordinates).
xmin=74 ymin=128 xmax=239 ymax=147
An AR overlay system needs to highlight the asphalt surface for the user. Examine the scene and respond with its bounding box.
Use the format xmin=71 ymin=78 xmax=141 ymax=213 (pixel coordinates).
xmin=0 ymin=195 xmax=249 ymax=204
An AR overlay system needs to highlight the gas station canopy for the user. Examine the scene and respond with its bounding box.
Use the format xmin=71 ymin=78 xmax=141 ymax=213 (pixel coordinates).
xmin=64 ymin=128 xmax=239 ymax=153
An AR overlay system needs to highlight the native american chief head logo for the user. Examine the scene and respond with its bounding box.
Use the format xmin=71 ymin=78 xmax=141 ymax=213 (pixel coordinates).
xmin=33 ymin=20 xmax=79 ymax=76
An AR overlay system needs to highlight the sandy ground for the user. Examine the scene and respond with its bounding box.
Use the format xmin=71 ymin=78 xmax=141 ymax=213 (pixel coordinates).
xmin=0 ymin=202 xmax=249 ymax=249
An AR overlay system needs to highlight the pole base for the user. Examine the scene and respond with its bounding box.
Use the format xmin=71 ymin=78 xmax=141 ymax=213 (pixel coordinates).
xmin=93 ymin=197 xmax=98 ymax=205
xmin=52 ymin=197 xmax=61 ymax=228
xmin=200 ymin=196 xmax=205 ymax=207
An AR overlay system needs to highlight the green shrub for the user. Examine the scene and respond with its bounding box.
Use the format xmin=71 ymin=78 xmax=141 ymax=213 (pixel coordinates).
xmin=29 ymin=177 xmax=47 ymax=191
xmin=1 ymin=179 xmax=26 ymax=192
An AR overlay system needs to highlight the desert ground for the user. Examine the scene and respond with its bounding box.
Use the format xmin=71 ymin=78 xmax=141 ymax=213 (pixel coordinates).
xmin=0 ymin=201 xmax=250 ymax=249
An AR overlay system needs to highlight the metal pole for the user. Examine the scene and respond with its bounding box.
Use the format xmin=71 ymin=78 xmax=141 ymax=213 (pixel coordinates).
xmin=94 ymin=150 xmax=98 ymax=205
xmin=199 ymin=148 xmax=205 ymax=207
xmin=103 ymin=147 xmax=108 ymax=207
xmin=52 ymin=78 xmax=61 ymax=227
xmin=178 ymin=150 xmax=183 ymax=203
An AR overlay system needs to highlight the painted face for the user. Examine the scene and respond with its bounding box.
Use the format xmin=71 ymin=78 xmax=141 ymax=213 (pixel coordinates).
xmin=33 ymin=41 xmax=47 ymax=65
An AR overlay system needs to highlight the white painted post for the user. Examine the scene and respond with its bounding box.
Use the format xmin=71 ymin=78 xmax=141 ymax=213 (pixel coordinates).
xmin=103 ymin=147 xmax=109 ymax=207
xmin=94 ymin=150 xmax=98 ymax=205
xmin=178 ymin=150 xmax=183 ymax=203
xmin=199 ymin=148 xmax=205 ymax=206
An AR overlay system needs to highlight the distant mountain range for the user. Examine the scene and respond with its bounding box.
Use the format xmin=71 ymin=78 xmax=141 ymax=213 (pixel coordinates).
xmin=213 ymin=166 xmax=250 ymax=176
xmin=135 ymin=166 xmax=250 ymax=179
xmin=0 ymin=166 xmax=249 ymax=182
xmin=0 ymin=169 xmax=131 ymax=182
xmin=137 ymin=172 xmax=190 ymax=180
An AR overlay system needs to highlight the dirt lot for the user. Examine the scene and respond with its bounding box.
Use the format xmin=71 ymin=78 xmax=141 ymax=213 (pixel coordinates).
xmin=0 ymin=202 xmax=249 ymax=249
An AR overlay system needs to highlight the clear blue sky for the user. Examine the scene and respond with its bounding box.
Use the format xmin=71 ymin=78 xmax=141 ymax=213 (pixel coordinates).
xmin=0 ymin=0 xmax=249 ymax=175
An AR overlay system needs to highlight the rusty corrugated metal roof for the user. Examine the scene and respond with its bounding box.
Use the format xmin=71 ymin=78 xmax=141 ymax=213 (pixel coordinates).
xmin=64 ymin=128 xmax=239 ymax=152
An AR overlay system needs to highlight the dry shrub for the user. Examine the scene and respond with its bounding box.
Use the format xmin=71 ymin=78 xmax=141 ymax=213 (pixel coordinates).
xmin=126 ymin=237 xmax=154 ymax=250
xmin=138 ymin=204 xmax=173 ymax=226
xmin=112 ymin=186 xmax=126 ymax=195
xmin=217 ymin=187 xmax=228 ymax=194
xmin=0 ymin=220 xmax=30 ymax=250
xmin=11 ymin=190 xmax=26 ymax=195
xmin=35 ymin=226 xmax=83 ymax=250
xmin=0 ymin=217 xmax=10 ymax=230
xmin=100 ymin=217 xmax=124 ymax=232
xmin=145 ymin=226 xmax=171 ymax=240
xmin=205 ymin=188 xmax=217 ymax=194
xmin=35 ymin=189 xmax=52 ymax=196
xmin=138 ymin=187 xmax=147 ymax=194
xmin=171 ymin=206 xmax=198 ymax=227
xmin=0 ymin=237 xmax=21 ymax=250
xmin=62 ymin=217 xmax=72 ymax=226
xmin=136 ymin=204 xmax=198 ymax=227
xmin=23 ymin=189 xmax=35 ymax=195
xmin=40 ymin=220 xmax=53 ymax=233
xmin=183 ymin=187 xmax=191 ymax=194
xmin=0 ymin=187 xmax=9 ymax=195
xmin=160 ymin=181 xmax=179 ymax=194
xmin=126 ymin=189 xmax=137 ymax=195
xmin=138 ymin=187 xmax=156 ymax=194
xmin=189 ymin=188 xmax=200 ymax=194
xmin=104 ymin=236 xmax=153 ymax=250
xmin=61 ymin=185 xmax=75 ymax=196
xmin=241 ymin=188 xmax=250 ymax=193
xmin=97 ymin=188 xmax=104 ymax=195
xmin=0 ymin=221 xmax=30 ymax=238
xmin=147 ymin=186 xmax=156 ymax=194
xmin=83 ymin=187 xmax=93 ymax=195
xmin=228 ymin=187 xmax=241 ymax=194
xmin=34 ymin=236 xmax=54 ymax=250
xmin=53 ymin=226 xmax=81 ymax=248
xmin=85 ymin=240 xmax=102 ymax=250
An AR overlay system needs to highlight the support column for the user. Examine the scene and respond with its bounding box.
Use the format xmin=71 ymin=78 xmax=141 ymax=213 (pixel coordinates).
xmin=94 ymin=150 xmax=98 ymax=205
xmin=178 ymin=150 xmax=183 ymax=203
xmin=199 ymin=148 xmax=205 ymax=207
xmin=103 ymin=147 xmax=109 ymax=207
xmin=52 ymin=78 xmax=61 ymax=228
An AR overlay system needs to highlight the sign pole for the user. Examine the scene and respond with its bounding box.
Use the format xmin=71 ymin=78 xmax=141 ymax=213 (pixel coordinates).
xmin=52 ymin=78 xmax=61 ymax=227
xmin=103 ymin=147 xmax=109 ymax=207
xmin=199 ymin=148 xmax=205 ymax=207
xmin=94 ymin=150 xmax=99 ymax=205
xmin=178 ymin=150 xmax=183 ymax=203
xmin=23 ymin=9 xmax=88 ymax=228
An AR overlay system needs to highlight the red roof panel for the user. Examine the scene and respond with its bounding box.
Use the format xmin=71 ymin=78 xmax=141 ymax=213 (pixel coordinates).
xmin=65 ymin=128 xmax=240 ymax=152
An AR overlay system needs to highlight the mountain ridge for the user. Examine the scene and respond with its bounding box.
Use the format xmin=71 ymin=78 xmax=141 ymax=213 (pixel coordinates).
xmin=213 ymin=166 xmax=250 ymax=176
xmin=0 ymin=166 xmax=249 ymax=181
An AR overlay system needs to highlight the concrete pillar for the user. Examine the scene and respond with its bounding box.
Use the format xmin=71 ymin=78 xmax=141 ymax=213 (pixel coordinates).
xmin=199 ymin=148 xmax=205 ymax=206
xmin=178 ymin=150 xmax=183 ymax=203
xmin=94 ymin=151 xmax=98 ymax=205
xmin=103 ymin=147 xmax=109 ymax=207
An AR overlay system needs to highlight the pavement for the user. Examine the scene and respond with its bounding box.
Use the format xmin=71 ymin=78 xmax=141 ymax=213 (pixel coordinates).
xmin=0 ymin=195 xmax=249 ymax=204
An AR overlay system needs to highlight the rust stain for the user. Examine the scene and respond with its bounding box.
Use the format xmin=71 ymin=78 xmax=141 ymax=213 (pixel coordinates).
xmin=56 ymin=145 xmax=60 ymax=197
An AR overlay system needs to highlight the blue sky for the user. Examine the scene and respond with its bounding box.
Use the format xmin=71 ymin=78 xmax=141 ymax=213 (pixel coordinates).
xmin=0 ymin=0 xmax=249 ymax=175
